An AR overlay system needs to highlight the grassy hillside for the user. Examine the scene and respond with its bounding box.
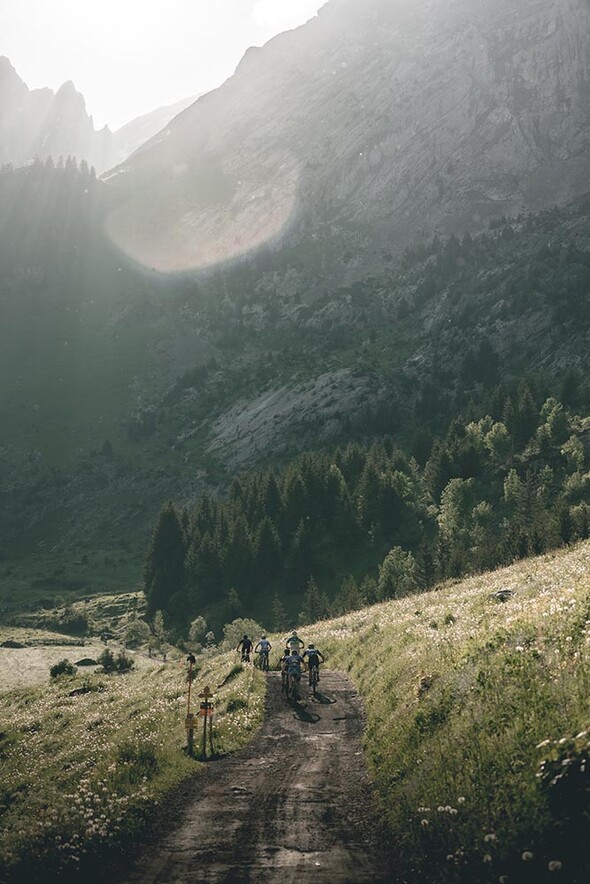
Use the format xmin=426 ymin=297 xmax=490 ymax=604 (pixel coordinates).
xmin=311 ymin=540 xmax=590 ymax=883
xmin=0 ymin=644 xmax=264 ymax=883
xmin=1 ymin=542 xmax=589 ymax=882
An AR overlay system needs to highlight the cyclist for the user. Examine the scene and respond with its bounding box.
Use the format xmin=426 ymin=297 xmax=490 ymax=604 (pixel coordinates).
xmin=284 ymin=648 xmax=305 ymax=700
xmin=254 ymin=635 xmax=272 ymax=670
xmin=302 ymin=643 xmax=325 ymax=686
xmin=236 ymin=634 xmax=253 ymax=663
xmin=284 ymin=630 xmax=304 ymax=651
xmin=279 ymin=645 xmax=291 ymax=692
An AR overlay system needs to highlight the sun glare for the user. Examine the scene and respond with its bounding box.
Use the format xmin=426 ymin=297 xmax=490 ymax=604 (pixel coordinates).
xmin=105 ymin=149 xmax=301 ymax=273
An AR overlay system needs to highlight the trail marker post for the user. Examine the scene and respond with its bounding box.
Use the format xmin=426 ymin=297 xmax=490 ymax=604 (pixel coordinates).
xmin=184 ymin=653 xmax=197 ymax=756
xmin=198 ymin=686 xmax=214 ymax=759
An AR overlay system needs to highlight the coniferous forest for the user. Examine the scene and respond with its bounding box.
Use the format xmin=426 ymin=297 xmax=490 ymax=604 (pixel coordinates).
xmin=145 ymin=389 xmax=590 ymax=634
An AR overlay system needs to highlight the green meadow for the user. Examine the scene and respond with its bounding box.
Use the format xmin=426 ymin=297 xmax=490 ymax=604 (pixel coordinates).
xmin=1 ymin=540 xmax=590 ymax=882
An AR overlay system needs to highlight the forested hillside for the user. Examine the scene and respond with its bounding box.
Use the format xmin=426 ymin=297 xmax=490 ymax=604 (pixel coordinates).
xmin=1 ymin=159 xmax=590 ymax=617
xmin=145 ymin=390 xmax=590 ymax=633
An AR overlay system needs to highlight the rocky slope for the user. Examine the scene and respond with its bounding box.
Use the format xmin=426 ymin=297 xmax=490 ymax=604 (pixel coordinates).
xmin=104 ymin=0 xmax=590 ymax=275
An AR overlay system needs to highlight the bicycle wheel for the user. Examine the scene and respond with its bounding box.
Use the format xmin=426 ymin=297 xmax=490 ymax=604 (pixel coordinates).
xmin=311 ymin=668 xmax=318 ymax=696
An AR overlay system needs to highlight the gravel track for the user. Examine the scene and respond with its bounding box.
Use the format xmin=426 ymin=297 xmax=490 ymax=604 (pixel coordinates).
xmin=120 ymin=670 xmax=398 ymax=884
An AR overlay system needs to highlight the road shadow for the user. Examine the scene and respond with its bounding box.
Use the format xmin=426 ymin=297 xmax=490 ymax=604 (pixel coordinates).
xmin=309 ymin=689 xmax=336 ymax=705
xmin=291 ymin=703 xmax=321 ymax=724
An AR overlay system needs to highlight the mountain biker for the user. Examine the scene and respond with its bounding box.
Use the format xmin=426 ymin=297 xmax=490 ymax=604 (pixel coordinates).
xmin=254 ymin=635 xmax=272 ymax=669
xmin=302 ymin=643 xmax=325 ymax=685
xmin=284 ymin=648 xmax=305 ymax=699
xmin=236 ymin=634 xmax=253 ymax=663
xmin=284 ymin=630 xmax=304 ymax=651
xmin=279 ymin=646 xmax=291 ymax=692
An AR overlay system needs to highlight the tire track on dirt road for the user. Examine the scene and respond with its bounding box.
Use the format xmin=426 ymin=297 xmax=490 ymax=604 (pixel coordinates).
xmin=120 ymin=670 xmax=397 ymax=883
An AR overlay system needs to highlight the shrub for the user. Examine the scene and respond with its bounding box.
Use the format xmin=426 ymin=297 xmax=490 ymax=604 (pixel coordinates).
xmin=124 ymin=619 xmax=151 ymax=648
xmin=115 ymin=651 xmax=134 ymax=672
xmin=188 ymin=615 xmax=207 ymax=645
xmin=49 ymin=658 xmax=76 ymax=678
xmin=97 ymin=648 xmax=116 ymax=672
xmin=221 ymin=618 xmax=264 ymax=651
xmin=98 ymin=648 xmax=134 ymax=673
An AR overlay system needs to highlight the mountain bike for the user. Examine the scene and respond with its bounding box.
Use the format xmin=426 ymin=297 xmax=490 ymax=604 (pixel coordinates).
xmin=309 ymin=665 xmax=319 ymax=696
xmin=286 ymin=671 xmax=301 ymax=703
xmin=257 ymin=649 xmax=270 ymax=671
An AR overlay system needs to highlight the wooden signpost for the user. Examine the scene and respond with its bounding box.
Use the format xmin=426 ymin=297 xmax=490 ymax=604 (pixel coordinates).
xmin=199 ymin=686 xmax=214 ymax=758
xmin=184 ymin=653 xmax=214 ymax=758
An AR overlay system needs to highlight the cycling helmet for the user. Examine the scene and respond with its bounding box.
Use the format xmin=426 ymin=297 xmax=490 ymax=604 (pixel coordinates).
xmin=261 ymin=635 xmax=266 ymax=639
xmin=308 ymin=643 xmax=315 ymax=649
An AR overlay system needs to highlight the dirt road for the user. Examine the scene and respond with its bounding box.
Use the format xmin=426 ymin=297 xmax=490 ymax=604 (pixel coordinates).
xmin=121 ymin=670 xmax=397 ymax=884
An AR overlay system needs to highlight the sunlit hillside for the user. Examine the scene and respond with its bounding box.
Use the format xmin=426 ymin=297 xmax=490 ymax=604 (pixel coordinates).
xmin=1 ymin=541 xmax=589 ymax=882
xmin=312 ymin=540 xmax=590 ymax=883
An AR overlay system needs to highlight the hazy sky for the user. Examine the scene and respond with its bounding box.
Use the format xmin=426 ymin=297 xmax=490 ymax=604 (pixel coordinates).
xmin=1 ymin=0 xmax=327 ymax=130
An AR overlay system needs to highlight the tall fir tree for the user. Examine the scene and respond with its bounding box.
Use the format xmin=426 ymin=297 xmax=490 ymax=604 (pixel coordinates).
xmin=144 ymin=502 xmax=187 ymax=619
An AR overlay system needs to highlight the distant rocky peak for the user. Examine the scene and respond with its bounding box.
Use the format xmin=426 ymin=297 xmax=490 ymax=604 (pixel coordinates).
xmin=0 ymin=58 xmax=195 ymax=173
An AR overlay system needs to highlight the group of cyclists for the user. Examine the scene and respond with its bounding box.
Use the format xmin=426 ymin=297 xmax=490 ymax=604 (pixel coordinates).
xmin=235 ymin=630 xmax=325 ymax=698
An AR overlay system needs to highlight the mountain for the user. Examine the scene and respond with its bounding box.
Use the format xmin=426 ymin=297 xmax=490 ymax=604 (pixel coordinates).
xmin=110 ymin=96 xmax=198 ymax=168
xmin=0 ymin=56 xmax=195 ymax=173
xmin=0 ymin=57 xmax=110 ymax=170
xmin=104 ymin=0 xmax=590 ymax=276
xmin=1 ymin=0 xmax=590 ymax=610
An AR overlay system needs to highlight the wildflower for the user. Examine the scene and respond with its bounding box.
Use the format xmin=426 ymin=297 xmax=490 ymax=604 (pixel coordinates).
xmin=548 ymin=861 xmax=562 ymax=872
xmin=457 ymin=796 xmax=466 ymax=803
xmin=521 ymin=851 xmax=534 ymax=861
xmin=420 ymin=819 xmax=429 ymax=827
xmin=483 ymin=854 xmax=492 ymax=863
xmin=484 ymin=833 xmax=497 ymax=842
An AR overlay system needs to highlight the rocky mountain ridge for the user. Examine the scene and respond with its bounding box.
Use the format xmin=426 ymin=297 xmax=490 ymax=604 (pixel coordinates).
xmin=104 ymin=0 xmax=590 ymax=278
xmin=0 ymin=56 xmax=195 ymax=173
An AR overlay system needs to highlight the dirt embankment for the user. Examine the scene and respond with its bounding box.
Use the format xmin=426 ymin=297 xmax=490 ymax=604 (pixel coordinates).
xmin=119 ymin=670 xmax=398 ymax=883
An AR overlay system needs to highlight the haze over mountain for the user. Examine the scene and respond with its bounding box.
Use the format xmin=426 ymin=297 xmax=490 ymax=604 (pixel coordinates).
xmin=105 ymin=0 xmax=590 ymax=276
xmin=0 ymin=56 xmax=195 ymax=173
xmin=1 ymin=0 xmax=590 ymax=611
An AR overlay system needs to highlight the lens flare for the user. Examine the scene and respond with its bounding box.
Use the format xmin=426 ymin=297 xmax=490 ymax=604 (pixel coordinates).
xmin=104 ymin=149 xmax=300 ymax=273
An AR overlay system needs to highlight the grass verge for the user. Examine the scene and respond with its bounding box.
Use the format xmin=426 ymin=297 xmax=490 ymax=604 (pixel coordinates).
xmin=0 ymin=651 xmax=264 ymax=882
xmin=308 ymin=540 xmax=590 ymax=883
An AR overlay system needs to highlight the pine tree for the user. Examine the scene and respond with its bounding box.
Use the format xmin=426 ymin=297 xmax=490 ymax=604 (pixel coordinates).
xmin=144 ymin=502 xmax=187 ymax=618
xmin=255 ymin=516 xmax=282 ymax=582
xmin=271 ymin=593 xmax=287 ymax=632
xmin=287 ymin=518 xmax=316 ymax=590
xmin=302 ymin=576 xmax=323 ymax=623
